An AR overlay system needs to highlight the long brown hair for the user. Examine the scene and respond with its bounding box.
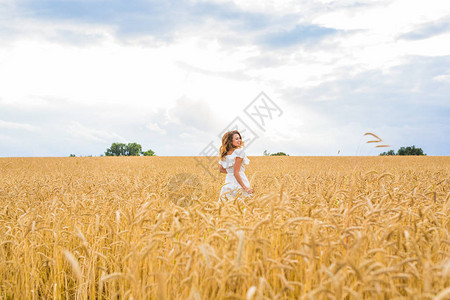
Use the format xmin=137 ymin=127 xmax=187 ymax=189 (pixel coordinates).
xmin=219 ymin=130 xmax=245 ymax=160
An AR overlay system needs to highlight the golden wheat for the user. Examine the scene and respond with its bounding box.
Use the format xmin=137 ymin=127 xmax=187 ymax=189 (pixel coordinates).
xmin=0 ymin=156 xmax=448 ymax=299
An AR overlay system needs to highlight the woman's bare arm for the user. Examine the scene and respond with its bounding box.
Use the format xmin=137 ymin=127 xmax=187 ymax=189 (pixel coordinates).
xmin=219 ymin=165 xmax=227 ymax=174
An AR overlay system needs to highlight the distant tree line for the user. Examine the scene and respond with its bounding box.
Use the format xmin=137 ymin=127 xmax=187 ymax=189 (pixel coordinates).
xmin=380 ymin=145 xmax=426 ymax=156
xmin=105 ymin=142 xmax=156 ymax=156
xmin=69 ymin=143 xmax=156 ymax=157
xmin=263 ymin=150 xmax=289 ymax=156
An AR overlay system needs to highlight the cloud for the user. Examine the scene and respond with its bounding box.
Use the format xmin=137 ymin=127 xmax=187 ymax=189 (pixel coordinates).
xmin=175 ymin=61 xmax=251 ymax=82
xmin=277 ymin=55 xmax=450 ymax=155
xmin=13 ymin=0 xmax=293 ymax=42
xmin=258 ymin=24 xmax=339 ymax=49
xmin=0 ymin=119 xmax=39 ymax=131
xmin=145 ymin=122 xmax=166 ymax=135
xmin=66 ymin=121 xmax=126 ymax=143
xmin=146 ymin=96 xmax=221 ymax=134
xmin=400 ymin=16 xmax=450 ymax=40
xmin=433 ymin=72 xmax=450 ymax=83
xmin=8 ymin=0 xmax=344 ymax=52
xmin=0 ymin=0 xmax=449 ymax=157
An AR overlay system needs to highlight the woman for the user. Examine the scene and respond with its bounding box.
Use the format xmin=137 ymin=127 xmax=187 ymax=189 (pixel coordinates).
xmin=218 ymin=130 xmax=254 ymax=202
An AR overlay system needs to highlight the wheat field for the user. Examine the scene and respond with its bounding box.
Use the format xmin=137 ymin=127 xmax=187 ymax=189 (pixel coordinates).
xmin=0 ymin=156 xmax=449 ymax=299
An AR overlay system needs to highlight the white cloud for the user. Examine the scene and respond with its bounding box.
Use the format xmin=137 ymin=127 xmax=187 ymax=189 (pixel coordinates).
xmin=0 ymin=119 xmax=38 ymax=131
xmin=145 ymin=122 xmax=166 ymax=134
xmin=66 ymin=121 xmax=126 ymax=143
xmin=433 ymin=73 xmax=450 ymax=83
xmin=314 ymin=0 xmax=450 ymax=31
xmin=0 ymin=0 xmax=448 ymax=156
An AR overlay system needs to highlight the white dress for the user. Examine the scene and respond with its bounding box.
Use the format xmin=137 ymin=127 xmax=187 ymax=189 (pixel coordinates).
xmin=218 ymin=147 xmax=251 ymax=202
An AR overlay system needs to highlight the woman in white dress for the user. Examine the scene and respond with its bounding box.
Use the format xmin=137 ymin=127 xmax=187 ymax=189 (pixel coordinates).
xmin=218 ymin=130 xmax=254 ymax=202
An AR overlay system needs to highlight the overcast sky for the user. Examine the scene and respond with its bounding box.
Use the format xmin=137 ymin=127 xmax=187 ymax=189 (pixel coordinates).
xmin=0 ymin=0 xmax=449 ymax=157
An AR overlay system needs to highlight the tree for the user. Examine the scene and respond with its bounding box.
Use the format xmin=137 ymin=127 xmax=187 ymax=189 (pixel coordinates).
xmin=397 ymin=145 xmax=425 ymax=155
xmin=379 ymin=146 xmax=426 ymax=156
xmin=271 ymin=152 xmax=289 ymax=156
xmin=125 ymin=142 xmax=142 ymax=156
xmin=380 ymin=149 xmax=396 ymax=156
xmin=263 ymin=150 xmax=289 ymax=156
xmin=143 ymin=149 xmax=156 ymax=156
xmin=105 ymin=143 xmax=127 ymax=156
xmin=105 ymin=142 xmax=156 ymax=156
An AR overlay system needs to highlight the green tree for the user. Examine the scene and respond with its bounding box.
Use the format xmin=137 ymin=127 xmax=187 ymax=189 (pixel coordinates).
xmin=105 ymin=142 xmax=156 ymax=156
xmin=379 ymin=146 xmax=426 ymax=156
xmin=271 ymin=152 xmax=289 ymax=156
xmin=105 ymin=142 xmax=127 ymax=156
xmin=125 ymin=142 xmax=142 ymax=156
xmin=263 ymin=150 xmax=289 ymax=156
xmin=380 ymin=149 xmax=396 ymax=156
xmin=397 ymin=145 xmax=425 ymax=155
xmin=143 ymin=149 xmax=156 ymax=156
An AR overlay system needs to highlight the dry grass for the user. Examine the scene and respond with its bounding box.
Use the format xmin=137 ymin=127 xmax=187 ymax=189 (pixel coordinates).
xmin=0 ymin=156 xmax=448 ymax=299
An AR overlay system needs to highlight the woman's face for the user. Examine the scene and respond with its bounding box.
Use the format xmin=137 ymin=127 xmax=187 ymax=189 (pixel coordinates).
xmin=231 ymin=133 xmax=241 ymax=148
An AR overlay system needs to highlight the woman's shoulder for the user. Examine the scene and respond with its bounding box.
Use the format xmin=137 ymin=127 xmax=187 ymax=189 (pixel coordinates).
xmin=224 ymin=147 xmax=246 ymax=158
xmin=220 ymin=147 xmax=250 ymax=167
xmin=233 ymin=147 xmax=246 ymax=157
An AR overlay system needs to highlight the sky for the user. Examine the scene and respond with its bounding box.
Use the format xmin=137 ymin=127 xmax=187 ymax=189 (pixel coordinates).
xmin=0 ymin=0 xmax=449 ymax=157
